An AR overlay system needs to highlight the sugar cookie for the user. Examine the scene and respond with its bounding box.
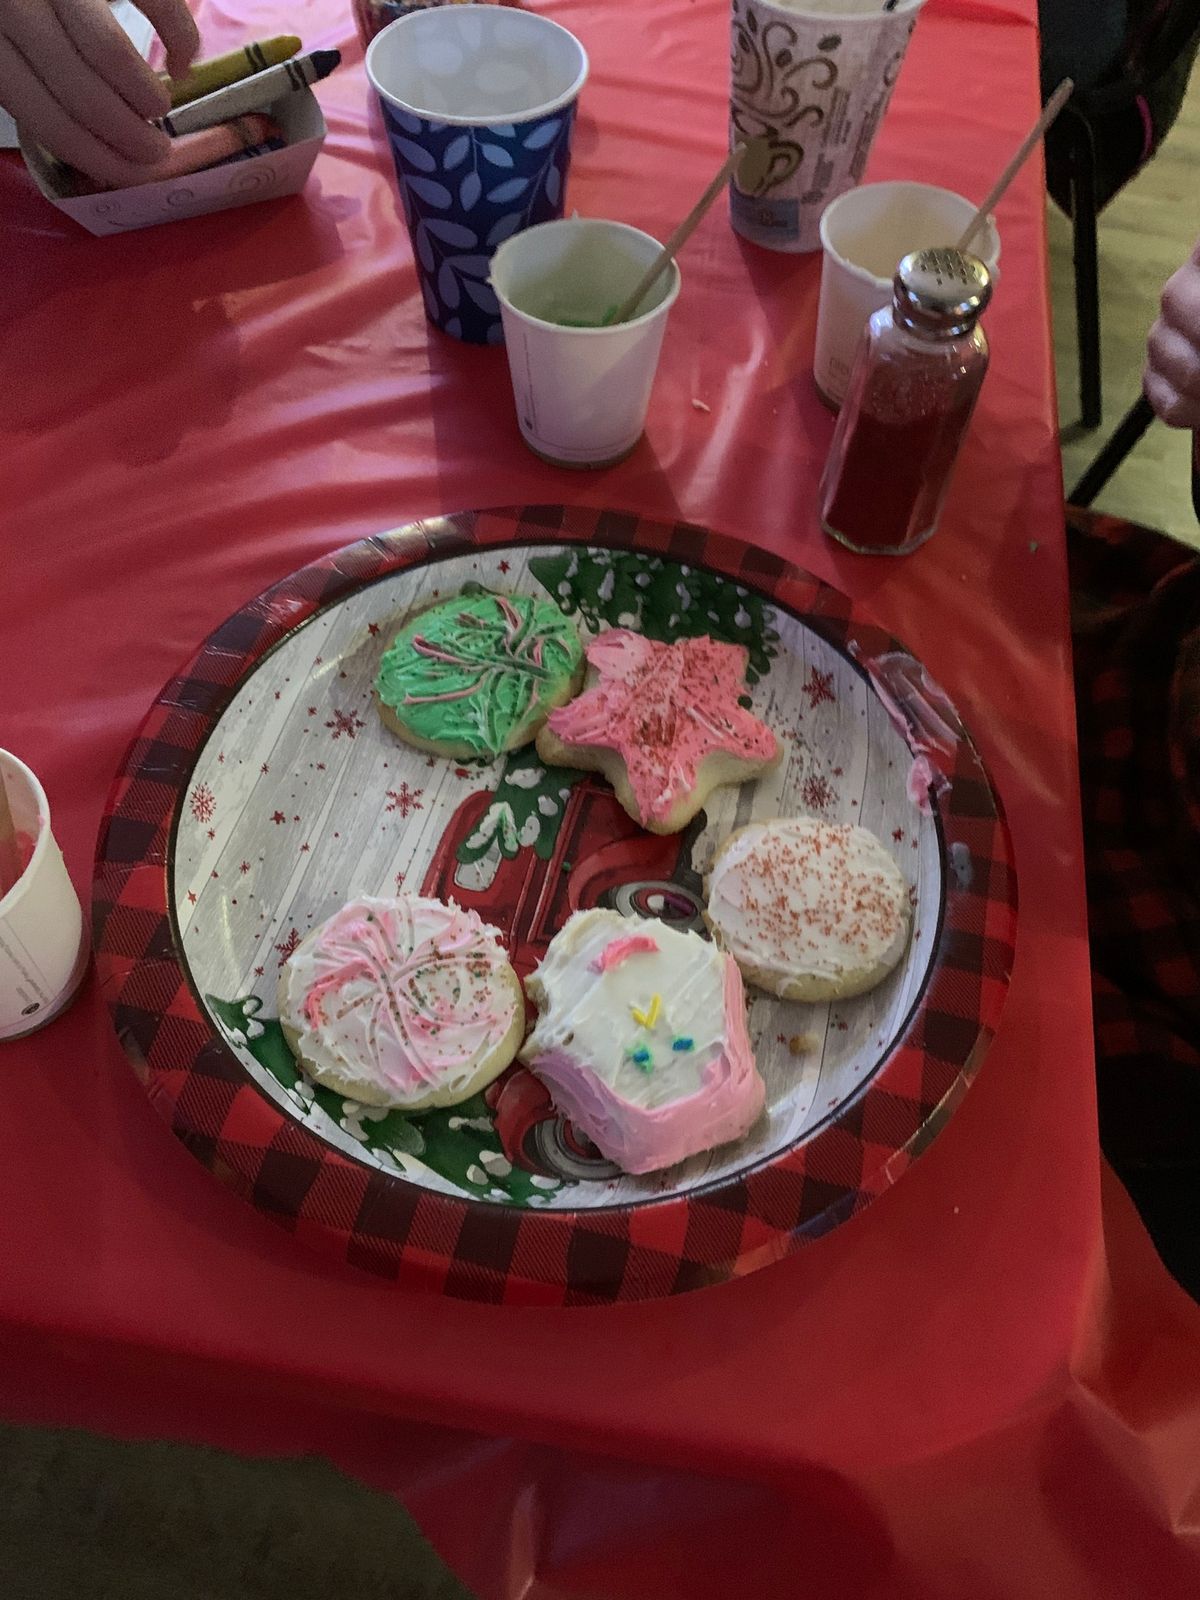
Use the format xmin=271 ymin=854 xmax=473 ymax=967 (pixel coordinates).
xmin=536 ymin=630 xmax=778 ymax=834
xmin=375 ymin=591 xmax=584 ymax=760
xmin=705 ymin=819 xmax=910 ymax=1001
xmin=279 ymin=894 xmax=524 ymax=1110
xmin=520 ymin=907 xmax=764 ymax=1174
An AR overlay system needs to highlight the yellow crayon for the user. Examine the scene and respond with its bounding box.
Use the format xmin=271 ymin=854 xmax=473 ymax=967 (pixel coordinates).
xmin=163 ymin=37 xmax=302 ymax=108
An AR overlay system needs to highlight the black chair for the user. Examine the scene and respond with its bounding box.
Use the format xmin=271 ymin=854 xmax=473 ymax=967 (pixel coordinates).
xmin=1045 ymin=0 xmax=1200 ymax=428
xmin=1069 ymin=392 xmax=1157 ymax=503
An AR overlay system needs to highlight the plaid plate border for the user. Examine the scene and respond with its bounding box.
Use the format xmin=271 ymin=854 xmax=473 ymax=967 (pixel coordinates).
xmin=93 ymin=506 xmax=1017 ymax=1305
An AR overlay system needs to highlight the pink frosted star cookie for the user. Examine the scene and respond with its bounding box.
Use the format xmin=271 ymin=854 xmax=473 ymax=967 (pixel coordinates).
xmin=536 ymin=631 xmax=779 ymax=834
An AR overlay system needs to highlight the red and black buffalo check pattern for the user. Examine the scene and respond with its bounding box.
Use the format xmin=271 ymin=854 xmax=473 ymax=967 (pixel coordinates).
xmin=1068 ymin=506 xmax=1200 ymax=1176
xmin=93 ymin=506 xmax=1017 ymax=1305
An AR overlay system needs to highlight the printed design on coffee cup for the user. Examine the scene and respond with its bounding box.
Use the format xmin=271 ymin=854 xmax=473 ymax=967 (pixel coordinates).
xmin=728 ymin=0 xmax=925 ymax=254
xmin=383 ymin=102 xmax=576 ymax=344
xmin=730 ymin=4 xmax=840 ymax=198
xmin=884 ymin=37 xmax=913 ymax=90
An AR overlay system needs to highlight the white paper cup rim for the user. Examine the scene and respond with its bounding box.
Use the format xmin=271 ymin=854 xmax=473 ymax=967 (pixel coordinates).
xmin=491 ymin=217 xmax=681 ymax=335
xmin=819 ymin=180 xmax=999 ymax=288
xmin=0 ymin=750 xmax=48 ymax=920
xmin=750 ymin=0 xmax=926 ymax=18
xmin=365 ymin=5 xmax=589 ymax=127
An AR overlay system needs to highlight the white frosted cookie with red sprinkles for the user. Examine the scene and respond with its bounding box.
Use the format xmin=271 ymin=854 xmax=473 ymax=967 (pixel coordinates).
xmin=705 ymin=819 xmax=910 ymax=1002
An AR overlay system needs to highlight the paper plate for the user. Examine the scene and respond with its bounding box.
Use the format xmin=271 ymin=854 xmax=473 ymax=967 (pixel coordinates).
xmin=94 ymin=506 xmax=1016 ymax=1304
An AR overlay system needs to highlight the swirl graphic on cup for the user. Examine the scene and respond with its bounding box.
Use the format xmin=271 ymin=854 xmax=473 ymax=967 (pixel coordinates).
xmin=728 ymin=0 xmax=927 ymax=253
xmin=730 ymin=9 xmax=840 ymax=197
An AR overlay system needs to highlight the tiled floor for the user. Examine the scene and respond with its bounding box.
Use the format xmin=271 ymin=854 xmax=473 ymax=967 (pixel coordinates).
xmin=0 ymin=1422 xmax=472 ymax=1600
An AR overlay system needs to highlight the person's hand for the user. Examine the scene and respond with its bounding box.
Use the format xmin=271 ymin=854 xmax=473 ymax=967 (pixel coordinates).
xmin=1145 ymin=238 xmax=1200 ymax=430
xmin=0 ymin=0 xmax=199 ymax=185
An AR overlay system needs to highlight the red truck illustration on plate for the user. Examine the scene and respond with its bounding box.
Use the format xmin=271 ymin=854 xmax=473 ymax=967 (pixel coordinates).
xmin=422 ymin=775 xmax=708 ymax=1181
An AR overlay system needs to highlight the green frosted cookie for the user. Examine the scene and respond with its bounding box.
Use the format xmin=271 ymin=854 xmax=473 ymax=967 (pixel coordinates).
xmin=375 ymin=591 xmax=584 ymax=760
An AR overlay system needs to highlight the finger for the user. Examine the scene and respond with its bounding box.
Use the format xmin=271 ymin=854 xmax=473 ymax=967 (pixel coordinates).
xmin=1146 ymin=320 xmax=1200 ymax=404
xmin=3 ymin=5 xmax=169 ymax=164
xmin=1159 ymin=258 xmax=1200 ymax=340
xmin=134 ymin=0 xmax=200 ymax=80
xmin=0 ymin=37 xmax=162 ymax=186
xmin=1144 ymin=365 xmax=1200 ymax=431
xmin=5 ymin=2 xmax=169 ymax=166
xmin=49 ymin=0 xmax=169 ymax=119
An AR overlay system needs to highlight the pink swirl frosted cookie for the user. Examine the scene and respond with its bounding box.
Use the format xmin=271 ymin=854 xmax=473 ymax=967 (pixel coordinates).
xmin=278 ymin=894 xmax=524 ymax=1110
xmin=536 ymin=630 xmax=779 ymax=835
xmin=520 ymin=908 xmax=764 ymax=1174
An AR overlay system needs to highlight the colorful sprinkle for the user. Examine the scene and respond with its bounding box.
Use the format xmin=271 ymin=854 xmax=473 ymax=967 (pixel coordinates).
xmin=631 ymin=993 xmax=662 ymax=1029
xmin=591 ymin=933 xmax=660 ymax=973
xmin=672 ymin=1037 xmax=694 ymax=1052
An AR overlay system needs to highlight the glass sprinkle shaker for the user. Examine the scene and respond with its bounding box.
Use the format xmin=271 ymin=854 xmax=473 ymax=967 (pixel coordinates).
xmin=819 ymin=248 xmax=993 ymax=556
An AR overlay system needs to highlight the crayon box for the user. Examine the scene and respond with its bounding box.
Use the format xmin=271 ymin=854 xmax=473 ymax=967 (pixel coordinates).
xmin=20 ymin=87 xmax=326 ymax=236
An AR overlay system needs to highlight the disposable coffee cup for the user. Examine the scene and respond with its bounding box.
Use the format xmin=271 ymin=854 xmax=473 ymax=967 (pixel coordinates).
xmin=729 ymin=0 xmax=927 ymax=254
xmin=815 ymin=180 xmax=1000 ymax=407
xmin=0 ymin=751 xmax=88 ymax=1041
xmin=490 ymin=217 xmax=681 ymax=468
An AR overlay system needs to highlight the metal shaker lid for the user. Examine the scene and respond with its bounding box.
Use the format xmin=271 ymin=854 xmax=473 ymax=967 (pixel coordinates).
xmin=893 ymin=249 xmax=992 ymax=337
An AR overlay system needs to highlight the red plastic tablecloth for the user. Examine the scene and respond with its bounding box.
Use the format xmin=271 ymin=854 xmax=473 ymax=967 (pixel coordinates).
xmin=4 ymin=1 xmax=1200 ymax=1594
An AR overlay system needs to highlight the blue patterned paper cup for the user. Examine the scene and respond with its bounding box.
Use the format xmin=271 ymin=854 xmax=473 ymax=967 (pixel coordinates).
xmin=367 ymin=5 xmax=588 ymax=344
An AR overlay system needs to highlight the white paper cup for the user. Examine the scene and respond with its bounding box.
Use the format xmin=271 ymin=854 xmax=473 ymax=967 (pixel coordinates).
xmin=729 ymin=0 xmax=928 ymax=254
xmin=490 ymin=217 xmax=681 ymax=468
xmin=814 ymin=180 xmax=1001 ymax=408
xmin=0 ymin=751 xmax=88 ymax=1041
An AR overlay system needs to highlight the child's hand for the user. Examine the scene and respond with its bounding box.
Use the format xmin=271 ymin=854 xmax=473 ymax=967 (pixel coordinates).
xmin=0 ymin=0 xmax=199 ymax=184
xmin=1145 ymin=239 xmax=1200 ymax=431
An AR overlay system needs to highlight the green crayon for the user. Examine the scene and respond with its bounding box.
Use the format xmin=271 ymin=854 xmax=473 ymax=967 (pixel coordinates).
xmin=164 ymin=36 xmax=302 ymax=108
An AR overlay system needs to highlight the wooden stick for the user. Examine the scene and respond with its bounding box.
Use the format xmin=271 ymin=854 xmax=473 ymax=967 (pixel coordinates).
xmin=0 ymin=764 xmax=21 ymax=895
xmin=956 ymin=78 xmax=1074 ymax=253
xmin=606 ymin=142 xmax=749 ymax=326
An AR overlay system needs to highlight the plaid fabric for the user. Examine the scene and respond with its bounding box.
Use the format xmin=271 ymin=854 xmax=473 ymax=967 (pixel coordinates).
xmin=1069 ymin=503 xmax=1200 ymax=1173
xmin=93 ymin=507 xmax=1016 ymax=1304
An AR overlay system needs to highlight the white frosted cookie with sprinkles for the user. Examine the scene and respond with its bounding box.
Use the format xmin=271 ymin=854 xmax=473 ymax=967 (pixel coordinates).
xmin=705 ymin=818 xmax=910 ymax=1002
xmin=279 ymin=894 xmax=524 ymax=1110
xmin=520 ymin=908 xmax=764 ymax=1174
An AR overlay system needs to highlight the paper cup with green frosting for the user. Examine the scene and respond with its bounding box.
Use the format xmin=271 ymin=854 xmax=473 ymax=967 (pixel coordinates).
xmin=490 ymin=217 xmax=681 ymax=469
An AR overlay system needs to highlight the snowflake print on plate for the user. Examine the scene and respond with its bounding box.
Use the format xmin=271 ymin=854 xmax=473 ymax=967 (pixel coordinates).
xmin=325 ymin=708 xmax=364 ymax=741
xmin=190 ymin=783 xmax=215 ymax=824
xmin=804 ymin=669 xmax=835 ymax=709
xmin=386 ymin=783 xmax=424 ymax=819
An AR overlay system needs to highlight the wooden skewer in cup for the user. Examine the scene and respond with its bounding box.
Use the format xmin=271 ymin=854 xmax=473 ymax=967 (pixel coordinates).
xmin=956 ymin=78 xmax=1074 ymax=254
xmin=604 ymin=141 xmax=754 ymax=326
